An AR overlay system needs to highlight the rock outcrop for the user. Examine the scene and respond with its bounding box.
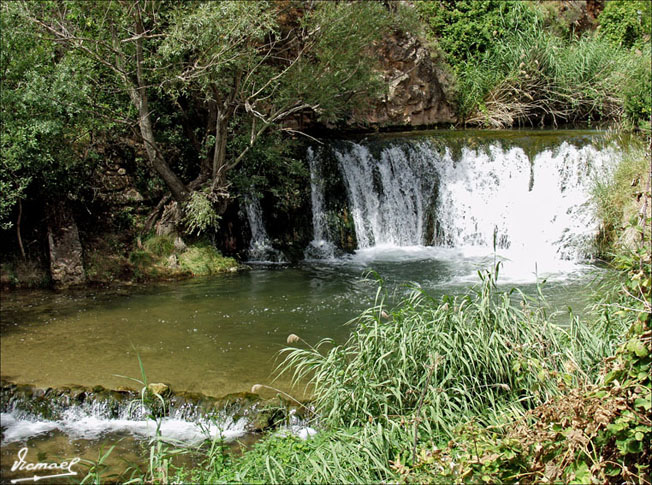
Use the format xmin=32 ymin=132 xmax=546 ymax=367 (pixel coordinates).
xmin=350 ymin=31 xmax=456 ymax=128
xmin=47 ymin=202 xmax=86 ymax=288
xmin=92 ymin=159 xmax=144 ymax=206
xmin=284 ymin=31 xmax=456 ymax=132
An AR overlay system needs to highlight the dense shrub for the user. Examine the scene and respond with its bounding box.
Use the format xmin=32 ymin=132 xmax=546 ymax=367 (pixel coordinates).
xmin=416 ymin=0 xmax=539 ymax=66
xmin=598 ymin=0 xmax=652 ymax=49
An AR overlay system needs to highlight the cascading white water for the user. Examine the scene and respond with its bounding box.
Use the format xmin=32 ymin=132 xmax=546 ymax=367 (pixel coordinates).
xmin=334 ymin=142 xmax=438 ymax=247
xmin=433 ymin=142 xmax=614 ymax=261
xmin=0 ymin=398 xmax=248 ymax=445
xmin=244 ymin=196 xmax=285 ymax=262
xmin=305 ymin=147 xmax=336 ymax=259
xmin=308 ymin=137 xmax=619 ymax=273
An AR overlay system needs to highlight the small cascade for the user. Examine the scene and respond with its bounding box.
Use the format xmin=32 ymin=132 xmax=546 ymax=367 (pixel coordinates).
xmin=244 ymin=197 xmax=285 ymax=263
xmin=0 ymin=387 xmax=249 ymax=445
xmin=305 ymin=135 xmax=619 ymax=265
xmin=305 ymin=147 xmax=336 ymax=259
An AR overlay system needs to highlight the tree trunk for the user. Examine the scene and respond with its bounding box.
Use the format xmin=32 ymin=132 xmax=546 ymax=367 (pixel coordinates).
xmin=16 ymin=199 xmax=26 ymax=260
xmin=132 ymin=5 xmax=189 ymax=203
xmin=137 ymin=106 xmax=189 ymax=202
xmin=212 ymin=112 xmax=230 ymax=187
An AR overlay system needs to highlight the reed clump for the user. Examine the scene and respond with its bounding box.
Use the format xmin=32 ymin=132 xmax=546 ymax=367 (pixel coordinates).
xmin=280 ymin=268 xmax=622 ymax=436
xmin=458 ymin=30 xmax=649 ymax=129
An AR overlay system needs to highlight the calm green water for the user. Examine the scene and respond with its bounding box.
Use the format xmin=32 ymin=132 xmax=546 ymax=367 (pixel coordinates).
xmin=1 ymin=256 xmax=600 ymax=398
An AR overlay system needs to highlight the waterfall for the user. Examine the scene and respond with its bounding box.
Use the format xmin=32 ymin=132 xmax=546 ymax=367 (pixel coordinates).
xmin=334 ymin=141 xmax=437 ymax=248
xmin=244 ymin=197 xmax=285 ymax=262
xmin=305 ymin=147 xmax=336 ymax=259
xmin=305 ymin=136 xmax=618 ymax=265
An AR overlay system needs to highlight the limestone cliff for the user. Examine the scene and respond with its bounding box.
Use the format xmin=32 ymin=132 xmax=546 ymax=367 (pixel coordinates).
xmin=350 ymin=31 xmax=456 ymax=129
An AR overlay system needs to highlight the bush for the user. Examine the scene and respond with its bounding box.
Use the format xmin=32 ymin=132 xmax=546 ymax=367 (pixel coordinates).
xmin=416 ymin=0 xmax=539 ymax=66
xmin=622 ymin=44 xmax=652 ymax=130
xmin=406 ymin=322 xmax=651 ymax=484
xmin=598 ymin=0 xmax=652 ymax=49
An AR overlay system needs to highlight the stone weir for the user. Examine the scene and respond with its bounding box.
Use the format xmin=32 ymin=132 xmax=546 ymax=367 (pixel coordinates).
xmin=1 ymin=380 xmax=313 ymax=445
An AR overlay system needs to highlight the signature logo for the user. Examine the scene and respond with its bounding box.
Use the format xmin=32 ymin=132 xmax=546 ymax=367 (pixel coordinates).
xmin=10 ymin=447 xmax=80 ymax=484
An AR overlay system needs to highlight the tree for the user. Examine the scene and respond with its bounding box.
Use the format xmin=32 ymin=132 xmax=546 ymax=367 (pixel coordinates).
xmin=1 ymin=2 xmax=95 ymax=255
xmin=20 ymin=0 xmax=400 ymax=232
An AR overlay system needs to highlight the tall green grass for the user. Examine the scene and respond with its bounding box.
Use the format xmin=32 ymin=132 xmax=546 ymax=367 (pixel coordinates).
xmin=280 ymin=269 xmax=622 ymax=436
xmin=458 ymin=28 xmax=649 ymax=128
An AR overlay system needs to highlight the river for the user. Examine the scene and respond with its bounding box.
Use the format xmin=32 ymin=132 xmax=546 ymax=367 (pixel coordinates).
xmin=0 ymin=128 xmax=629 ymax=482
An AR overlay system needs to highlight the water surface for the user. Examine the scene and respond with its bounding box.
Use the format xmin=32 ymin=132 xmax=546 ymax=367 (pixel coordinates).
xmin=1 ymin=256 xmax=599 ymax=398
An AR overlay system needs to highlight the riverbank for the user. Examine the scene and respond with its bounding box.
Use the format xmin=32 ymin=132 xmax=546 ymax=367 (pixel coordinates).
xmin=0 ymin=235 xmax=240 ymax=291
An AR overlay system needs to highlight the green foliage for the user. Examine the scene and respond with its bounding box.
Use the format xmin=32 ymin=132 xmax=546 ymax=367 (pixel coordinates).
xmin=283 ymin=1 xmax=394 ymax=124
xmin=160 ymin=1 xmax=278 ymax=98
xmin=178 ymin=243 xmax=237 ymax=276
xmin=183 ymin=191 xmax=221 ymax=235
xmin=598 ymin=0 xmax=652 ymax=49
xmin=593 ymin=144 xmax=650 ymax=252
xmin=0 ymin=3 xmax=96 ymax=228
xmin=231 ymin=132 xmax=308 ymax=224
xmin=176 ymin=425 xmax=407 ymax=484
xmin=416 ymin=0 xmax=540 ymax=66
xmin=0 ymin=259 xmax=50 ymax=288
xmin=622 ymin=44 xmax=652 ymax=130
xmin=161 ymin=0 xmax=398 ymax=125
xmin=535 ymin=1 xmax=593 ymax=40
xmin=417 ymin=0 xmax=651 ymax=128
